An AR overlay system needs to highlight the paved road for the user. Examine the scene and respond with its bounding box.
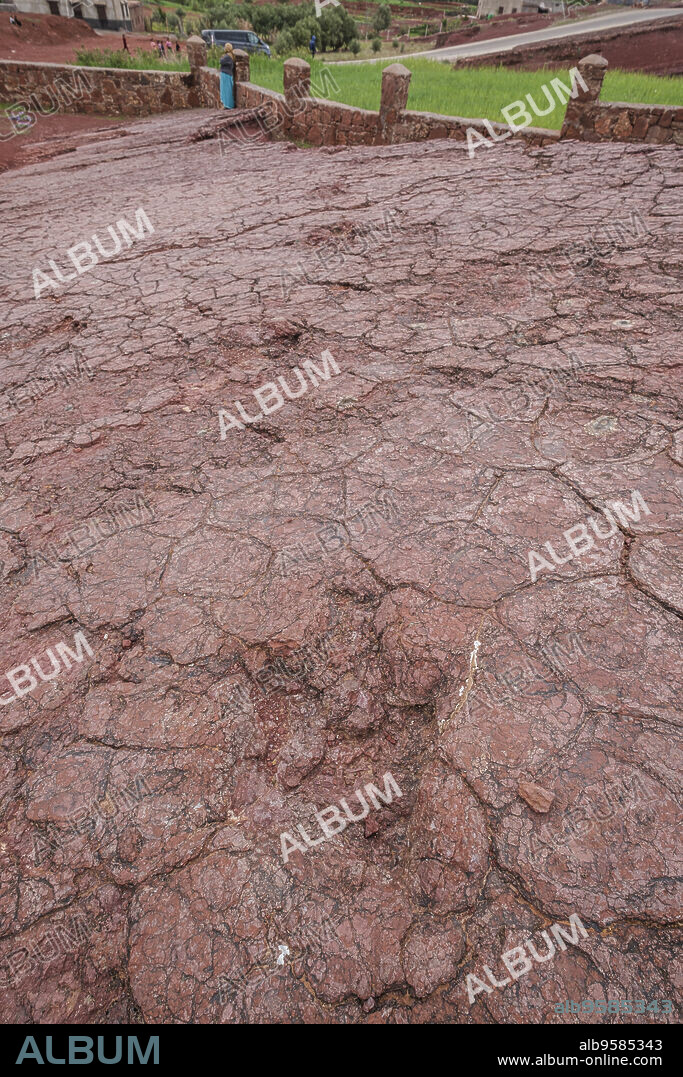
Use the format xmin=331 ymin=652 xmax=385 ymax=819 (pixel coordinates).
xmin=332 ymin=8 xmax=683 ymax=64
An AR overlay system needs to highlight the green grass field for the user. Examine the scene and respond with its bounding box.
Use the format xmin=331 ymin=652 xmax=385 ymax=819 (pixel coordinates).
xmin=72 ymin=49 xmax=683 ymax=132
xmin=73 ymin=49 xmax=191 ymax=72
xmin=249 ymin=55 xmax=683 ymax=131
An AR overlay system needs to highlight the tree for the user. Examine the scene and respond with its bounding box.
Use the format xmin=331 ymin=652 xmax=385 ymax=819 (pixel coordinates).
xmin=291 ymin=14 xmax=320 ymax=49
xmin=372 ymin=3 xmax=391 ymax=35
xmin=318 ymin=6 xmax=358 ymax=51
xmin=249 ymin=4 xmax=318 ymax=39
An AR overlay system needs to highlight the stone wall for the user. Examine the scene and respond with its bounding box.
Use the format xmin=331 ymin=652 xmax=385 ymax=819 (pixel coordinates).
xmin=560 ymin=54 xmax=683 ymax=146
xmin=0 ymin=60 xmax=201 ymax=118
xmin=232 ymin=51 xmax=679 ymax=149
xmin=234 ymin=55 xmax=558 ymax=150
xmin=237 ymin=79 xmax=382 ymax=146
xmin=185 ymin=35 xmax=221 ymax=110
xmin=454 ymin=15 xmax=683 ymax=76
xmin=2 ymin=38 xmax=677 ymax=151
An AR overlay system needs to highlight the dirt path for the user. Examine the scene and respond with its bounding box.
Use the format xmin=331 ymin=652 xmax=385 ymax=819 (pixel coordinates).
xmin=0 ymin=14 xmax=167 ymax=64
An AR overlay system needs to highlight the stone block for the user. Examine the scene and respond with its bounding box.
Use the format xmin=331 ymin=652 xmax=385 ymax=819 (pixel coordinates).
xmin=612 ymin=112 xmax=633 ymax=139
xmin=645 ymin=125 xmax=668 ymax=144
xmin=632 ymin=115 xmax=649 ymax=139
xmin=594 ymin=112 xmax=613 ymax=137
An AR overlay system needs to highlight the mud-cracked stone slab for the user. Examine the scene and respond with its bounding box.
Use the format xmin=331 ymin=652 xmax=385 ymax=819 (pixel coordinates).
xmin=0 ymin=111 xmax=681 ymax=1024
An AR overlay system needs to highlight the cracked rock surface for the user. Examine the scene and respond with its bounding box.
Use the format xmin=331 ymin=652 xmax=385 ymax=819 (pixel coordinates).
xmin=0 ymin=110 xmax=681 ymax=1024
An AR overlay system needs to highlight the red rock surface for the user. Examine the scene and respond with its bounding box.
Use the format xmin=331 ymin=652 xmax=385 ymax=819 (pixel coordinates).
xmin=0 ymin=111 xmax=681 ymax=1024
xmin=0 ymin=113 xmax=129 ymax=175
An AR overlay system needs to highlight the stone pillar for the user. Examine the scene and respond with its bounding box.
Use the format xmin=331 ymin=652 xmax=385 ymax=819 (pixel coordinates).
xmin=186 ymin=35 xmax=207 ymax=84
xmin=283 ymin=57 xmax=310 ymax=109
xmin=233 ymin=49 xmax=250 ymax=85
xmin=380 ymin=63 xmax=411 ymax=143
xmin=573 ymin=53 xmax=608 ymax=103
xmin=561 ymin=54 xmax=608 ymax=140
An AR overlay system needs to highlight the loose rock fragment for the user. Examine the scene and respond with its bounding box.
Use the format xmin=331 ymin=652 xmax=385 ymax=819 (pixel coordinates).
xmin=518 ymin=780 xmax=555 ymax=813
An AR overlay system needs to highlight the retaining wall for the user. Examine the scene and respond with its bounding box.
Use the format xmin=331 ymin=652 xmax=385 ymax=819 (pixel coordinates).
xmin=454 ymin=14 xmax=683 ymax=75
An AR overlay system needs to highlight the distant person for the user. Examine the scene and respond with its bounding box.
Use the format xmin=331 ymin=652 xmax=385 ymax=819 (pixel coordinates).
xmin=309 ymin=34 xmax=317 ymax=59
xmin=219 ymin=42 xmax=235 ymax=110
xmin=157 ymin=41 xmax=165 ymax=58
xmin=9 ymin=13 xmax=22 ymax=26
xmin=165 ymin=39 xmax=173 ymax=53
xmin=175 ymin=40 xmax=181 ymax=55
xmin=122 ymin=34 xmax=130 ymax=53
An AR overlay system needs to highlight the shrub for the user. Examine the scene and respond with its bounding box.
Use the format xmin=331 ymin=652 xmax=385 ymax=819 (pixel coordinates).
xmin=349 ymin=38 xmax=361 ymax=55
xmin=73 ymin=47 xmax=188 ymax=71
xmin=391 ymin=39 xmax=398 ymax=49
xmin=274 ymin=28 xmax=295 ymax=56
xmin=371 ymin=37 xmax=382 ymax=53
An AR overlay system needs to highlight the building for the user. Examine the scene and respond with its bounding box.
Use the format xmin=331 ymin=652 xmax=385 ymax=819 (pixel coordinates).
xmin=127 ymin=1 xmax=147 ymax=33
xmin=477 ymin=0 xmax=565 ymax=15
xmin=6 ymin=0 xmax=133 ymax=30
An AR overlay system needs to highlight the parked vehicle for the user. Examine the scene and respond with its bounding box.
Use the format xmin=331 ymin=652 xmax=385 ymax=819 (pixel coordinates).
xmin=201 ymin=29 xmax=271 ymax=57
